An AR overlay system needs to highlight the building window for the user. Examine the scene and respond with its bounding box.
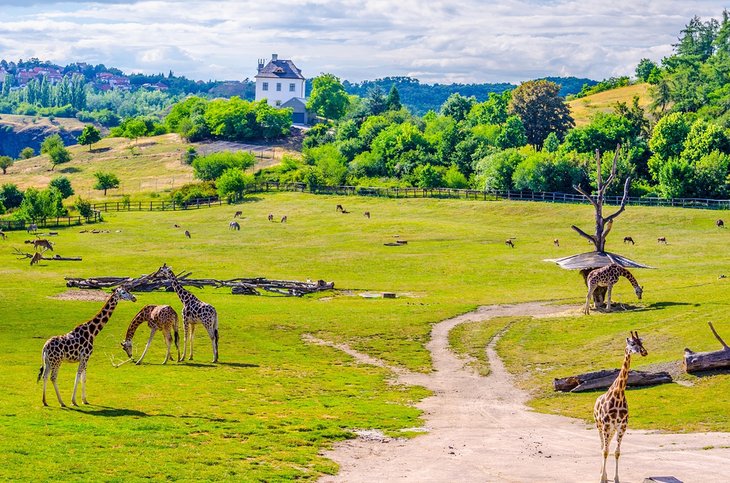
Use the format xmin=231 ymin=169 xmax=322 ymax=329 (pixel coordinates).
xmin=275 ymin=100 xmax=282 ymax=107
xmin=289 ymin=83 xmax=295 ymax=92
xmin=262 ymin=82 xmax=268 ymax=91
xmin=276 ymin=83 xmax=282 ymax=91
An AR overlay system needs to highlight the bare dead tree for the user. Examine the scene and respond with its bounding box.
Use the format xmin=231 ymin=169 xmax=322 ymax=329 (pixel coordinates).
xmin=571 ymin=145 xmax=631 ymax=253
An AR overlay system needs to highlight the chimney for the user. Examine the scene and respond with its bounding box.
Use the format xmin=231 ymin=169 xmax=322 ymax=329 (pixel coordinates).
xmin=272 ymin=53 xmax=278 ymax=61
xmin=257 ymin=58 xmax=264 ymax=72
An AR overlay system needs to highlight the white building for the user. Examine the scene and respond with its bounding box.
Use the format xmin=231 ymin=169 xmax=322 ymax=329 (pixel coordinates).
xmin=254 ymin=54 xmax=306 ymax=112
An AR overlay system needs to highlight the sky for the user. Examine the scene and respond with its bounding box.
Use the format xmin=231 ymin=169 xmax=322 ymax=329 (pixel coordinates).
xmin=0 ymin=1 xmax=726 ymax=84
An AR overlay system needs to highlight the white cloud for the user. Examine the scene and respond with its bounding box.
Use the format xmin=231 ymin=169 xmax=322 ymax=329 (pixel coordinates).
xmin=0 ymin=0 xmax=725 ymax=83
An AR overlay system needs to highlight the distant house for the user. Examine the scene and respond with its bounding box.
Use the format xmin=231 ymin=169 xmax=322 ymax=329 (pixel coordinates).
xmin=95 ymin=72 xmax=131 ymax=90
xmin=281 ymin=97 xmax=309 ymax=125
xmin=254 ymin=54 xmax=305 ymax=108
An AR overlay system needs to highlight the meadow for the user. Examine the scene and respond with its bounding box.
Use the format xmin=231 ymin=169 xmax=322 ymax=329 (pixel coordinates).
xmin=0 ymin=192 xmax=728 ymax=480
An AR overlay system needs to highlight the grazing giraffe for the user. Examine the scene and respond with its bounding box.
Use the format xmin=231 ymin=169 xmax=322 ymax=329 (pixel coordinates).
xmin=37 ymin=286 xmax=137 ymax=406
xmin=121 ymin=305 xmax=180 ymax=365
xmin=584 ymin=264 xmax=642 ymax=315
xmin=364 ymin=211 xmax=371 ymax=219
xmin=229 ymin=221 xmax=240 ymax=231
xmin=155 ymin=264 xmax=219 ymax=363
xmin=184 ymin=230 xmax=191 ymax=238
xmin=505 ymin=239 xmax=514 ymax=248
xmin=623 ymin=236 xmax=634 ymax=245
xmin=234 ymin=211 xmax=243 ymax=218
xmin=594 ymin=331 xmax=647 ymax=483
xmin=553 ymin=238 xmax=559 ymax=247
xmin=657 ymin=237 xmax=667 ymax=244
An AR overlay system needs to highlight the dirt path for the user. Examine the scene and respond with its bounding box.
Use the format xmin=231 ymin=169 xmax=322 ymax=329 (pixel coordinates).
xmin=313 ymin=302 xmax=730 ymax=482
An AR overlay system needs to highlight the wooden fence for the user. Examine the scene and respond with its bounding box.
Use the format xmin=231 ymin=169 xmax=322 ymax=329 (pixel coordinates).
xmin=0 ymin=211 xmax=102 ymax=231
xmin=91 ymin=197 xmax=224 ymax=213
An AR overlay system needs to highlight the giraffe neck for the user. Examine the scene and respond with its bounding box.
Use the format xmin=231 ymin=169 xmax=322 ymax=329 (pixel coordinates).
xmin=609 ymin=347 xmax=632 ymax=394
xmin=169 ymin=276 xmax=198 ymax=306
xmin=82 ymin=292 xmax=120 ymax=338
xmin=620 ymin=268 xmax=639 ymax=289
xmin=124 ymin=305 xmax=152 ymax=342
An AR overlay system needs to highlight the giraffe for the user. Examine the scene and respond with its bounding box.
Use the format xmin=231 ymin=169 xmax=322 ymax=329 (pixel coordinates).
xmin=584 ymin=264 xmax=642 ymax=315
xmin=594 ymin=330 xmax=647 ymax=483
xmin=155 ymin=264 xmax=219 ymax=362
xmin=121 ymin=305 xmax=180 ymax=365
xmin=37 ymin=286 xmax=137 ymax=407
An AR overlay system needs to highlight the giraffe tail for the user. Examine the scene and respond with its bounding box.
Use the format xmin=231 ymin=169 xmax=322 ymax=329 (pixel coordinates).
xmin=37 ymin=349 xmax=47 ymax=383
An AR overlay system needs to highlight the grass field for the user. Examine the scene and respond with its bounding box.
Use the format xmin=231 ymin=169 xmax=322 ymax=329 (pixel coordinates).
xmin=568 ymin=83 xmax=651 ymax=126
xmin=1 ymin=192 xmax=729 ymax=480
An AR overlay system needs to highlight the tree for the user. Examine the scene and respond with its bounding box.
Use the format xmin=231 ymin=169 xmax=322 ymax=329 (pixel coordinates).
xmin=216 ymin=168 xmax=251 ymax=199
xmin=441 ymin=93 xmax=476 ymax=123
xmin=20 ymin=147 xmax=35 ymax=159
xmin=93 ymin=171 xmax=120 ymax=195
xmin=386 ymin=85 xmax=402 ymax=111
xmin=508 ymin=80 xmax=574 ymax=147
xmin=649 ymin=112 xmax=691 ymax=160
xmin=78 ymin=124 xmax=101 ymax=151
xmin=307 ymin=73 xmax=350 ymax=120
xmin=0 ymin=156 xmax=12 ymax=174
xmin=496 ymin=116 xmax=527 ymax=149
xmin=41 ymin=134 xmax=72 ymax=170
xmin=124 ymin=118 xmax=147 ymax=144
xmin=49 ymin=176 xmax=74 ymax=199
xmin=542 ymin=132 xmax=560 ymax=153
xmin=0 ymin=183 xmax=24 ymax=209
xmin=74 ymin=197 xmax=94 ymax=218
xmin=635 ymin=58 xmax=658 ymax=82
xmin=192 ymin=152 xmax=256 ymax=181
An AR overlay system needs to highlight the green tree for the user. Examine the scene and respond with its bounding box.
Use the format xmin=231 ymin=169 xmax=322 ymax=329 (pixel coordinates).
xmin=473 ymin=149 xmax=525 ymax=191
xmin=78 ymin=124 xmax=101 ymax=151
xmin=307 ymin=73 xmax=350 ymax=120
xmin=443 ymin=164 xmax=468 ymax=189
xmin=124 ymin=118 xmax=147 ymax=144
xmin=49 ymin=176 xmax=74 ymax=199
xmin=413 ymin=163 xmax=444 ymax=188
xmin=0 ymin=156 xmax=12 ymax=174
xmin=93 ymin=171 xmax=120 ymax=195
xmin=681 ymin=119 xmax=729 ymax=162
xmin=216 ymin=168 xmax=252 ymax=199
xmin=0 ymin=183 xmax=23 ymax=209
xmin=635 ymin=58 xmax=658 ymax=82
xmin=192 ymin=152 xmax=256 ymax=181
xmin=649 ymin=112 xmax=691 ymax=161
xmin=441 ymin=93 xmax=476 ymax=123
xmin=41 ymin=134 xmax=72 ymax=171
xmin=304 ymin=144 xmax=348 ymax=186
xmin=74 ymin=197 xmax=94 ymax=218
xmin=542 ymin=132 xmax=560 ymax=153
xmin=19 ymin=147 xmax=35 ymax=159
xmin=508 ymin=80 xmax=574 ymax=147
xmin=495 ymin=116 xmax=527 ymax=149
xmin=386 ymin=85 xmax=402 ymax=111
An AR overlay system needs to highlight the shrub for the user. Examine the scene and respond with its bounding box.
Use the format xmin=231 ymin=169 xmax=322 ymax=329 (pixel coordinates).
xmin=216 ymin=168 xmax=254 ymax=199
xmin=192 ymin=151 xmax=255 ymax=181
xmin=20 ymin=147 xmax=35 ymax=159
xmin=0 ymin=184 xmax=23 ymax=209
xmin=49 ymin=176 xmax=74 ymax=199
xmin=170 ymin=181 xmax=217 ymax=204
xmin=74 ymin=197 xmax=94 ymax=218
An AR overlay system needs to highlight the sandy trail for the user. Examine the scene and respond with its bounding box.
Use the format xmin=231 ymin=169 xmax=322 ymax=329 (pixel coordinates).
xmin=313 ymin=302 xmax=730 ymax=483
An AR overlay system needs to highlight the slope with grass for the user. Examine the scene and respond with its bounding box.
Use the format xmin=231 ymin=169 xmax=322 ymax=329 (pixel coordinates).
xmin=568 ymin=83 xmax=651 ymax=126
xmin=0 ymin=192 xmax=728 ymax=480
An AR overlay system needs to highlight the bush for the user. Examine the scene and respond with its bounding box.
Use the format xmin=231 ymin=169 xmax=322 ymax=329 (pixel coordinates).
xmin=443 ymin=165 xmax=469 ymax=189
xmin=0 ymin=184 xmax=24 ymax=209
xmin=20 ymin=147 xmax=35 ymax=159
xmin=74 ymin=197 xmax=94 ymax=218
xmin=183 ymin=147 xmax=198 ymax=165
xmin=216 ymin=168 xmax=254 ymax=199
xmin=49 ymin=176 xmax=74 ymax=199
xmin=170 ymin=181 xmax=217 ymax=204
xmin=192 ymin=151 xmax=255 ymax=181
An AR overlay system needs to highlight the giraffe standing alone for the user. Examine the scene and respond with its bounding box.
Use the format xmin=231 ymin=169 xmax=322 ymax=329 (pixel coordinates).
xmin=121 ymin=305 xmax=180 ymax=365
xmin=594 ymin=331 xmax=648 ymax=483
xmin=584 ymin=264 xmax=643 ymax=315
xmin=38 ymin=286 xmax=137 ymax=406
xmin=155 ymin=264 xmax=219 ymax=362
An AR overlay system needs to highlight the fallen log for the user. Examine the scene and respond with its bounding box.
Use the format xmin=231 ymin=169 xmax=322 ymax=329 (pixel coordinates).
xmin=14 ymin=248 xmax=82 ymax=264
xmin=553 ymin=368 xmax=672 ymax=392
xmin=683 ymin=322 xmax=730 ymax=374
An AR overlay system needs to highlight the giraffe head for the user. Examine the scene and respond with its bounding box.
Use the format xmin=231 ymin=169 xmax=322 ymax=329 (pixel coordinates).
xmin=114 ymin=286 xmax=137 ymax=302
xmin=155 ymin=263 xmax=176 ymax=281
xmin=626 ymin=330 xmax=647 ymax=356
xmin=634 ymin=285 xmax=643 ymax=300
xmin=120 ymin=339 xmax=133 ymax=358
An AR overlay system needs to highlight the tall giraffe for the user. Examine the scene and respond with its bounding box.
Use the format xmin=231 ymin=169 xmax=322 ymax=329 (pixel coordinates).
xmin=155 ymin=264 xmax=219 ymax=362
xmin=121 ymin=304 xmax=180 ymax=365
xmin=584 ymin=264 xmax=643 ymax=315
xmin=594 ymin=331 xmax=648 ymax=483
xmin=37 ymin=286 xmax=137 ymax=407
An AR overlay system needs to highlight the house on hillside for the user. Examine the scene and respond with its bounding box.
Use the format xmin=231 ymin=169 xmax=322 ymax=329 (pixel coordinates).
xmin=255 ymin=54 xmax=306 ymax=110
xmin=281 ymin=97 xmax=310 ymax=125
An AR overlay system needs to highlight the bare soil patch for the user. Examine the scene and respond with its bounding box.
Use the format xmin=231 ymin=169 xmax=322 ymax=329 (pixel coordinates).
xmin=50 ymin=289 xmax=109 ymax=302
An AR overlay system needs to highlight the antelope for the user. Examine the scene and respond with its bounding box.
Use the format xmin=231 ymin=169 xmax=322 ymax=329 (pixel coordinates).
xmin=505 ymin=239 xmax=514 ymax=248
xmin=229 ymin=221 xmax=240 ymax=231
xmin=657 ymin=237 xmax=667 ymax=244
xmin=234 ymin=211 xmax=243 ymax=218
xmin=553 ymin=238 xmax=559 ymax=247
xmin=336 ymin=204 xmax=344 ymax=212
xmin=717 ymin=219 xmax=724 ymax=228
xmin=27 ymin=223 xmax=38 ymax=233
xmin=281 ymin=216 xmax=287 ymax=223
xmin=364 ymin=212 xmax=371 ymax=219
xmin=26 ymin=239 xmax=53 ymax=252
xmin=268 ymin=213 xmax=274 ymax=221
xmin=623 ymin=236 xmax=635 ymax=245
xmin=184 ymin=230 xmax=191 ymax=238
xmin=0 ymin=230 xmax=6 ymax=240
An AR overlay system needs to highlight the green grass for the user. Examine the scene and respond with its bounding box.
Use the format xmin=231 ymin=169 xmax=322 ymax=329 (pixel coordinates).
xmin=568 ymin=83 xmax=651 ymax=126
xmin=0 ymin=192 xmax=728 ymax=479
xmin=448 ymin=317 xmax=513 ymax=376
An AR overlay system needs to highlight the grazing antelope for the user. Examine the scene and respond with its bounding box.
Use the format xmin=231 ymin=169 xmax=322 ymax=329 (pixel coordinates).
xmin=505 ymin=239 xmax=514 ymax=248
xmin=184 ymin=230 xmax=191 ymax=238
xmin=657 ymin=237 xmax=667 ymax=244
xmin=623 ymin=236 xmax=635 ymax=245
xmin=364 ymin=211 xmax=371 ymax=219
xmin=234 ymin=211 xmax=243 ymax=218
xmin=268 ymin=213 xmax=274 ymax=221
xmin=229 ymin=221 xmax=240 ymax=231
xmin=27 ymin=223 xmax=38 ymax=233
xmin=717 ymin=219 xmax=725 ymax=228
xmin=336 ymin=204 xmax=344 ymax=212
xmin=26 ymin=239 xmax=53 ymax=252
xmin=553 ymin=238 xmax=559 ymax=247
xmin=281 ymin=215 xmax=287 ymax=223
xmin=173 ymin=224 xmax=180 ymax=228
xmin=0 ymin=230 xmax=6 ymax=240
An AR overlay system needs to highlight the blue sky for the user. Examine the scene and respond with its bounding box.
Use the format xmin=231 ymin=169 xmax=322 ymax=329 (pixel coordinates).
xmin=0 ymin=1 xmax=725 ymax=83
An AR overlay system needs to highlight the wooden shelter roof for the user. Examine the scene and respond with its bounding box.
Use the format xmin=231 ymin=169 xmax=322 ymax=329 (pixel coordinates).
xmin=544 ymin=251 xmax=654 ymax=270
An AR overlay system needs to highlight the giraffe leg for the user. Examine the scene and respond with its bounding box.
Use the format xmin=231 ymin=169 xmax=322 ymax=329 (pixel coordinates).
xmin=606 ymin=285 xmax=613 ymax=312
xmin=585 ymin=284 xmax=596 ymax=315
xmin=613 ymin=422 xmax=627 ymax=483
xmin=81 ymin=368 xmax=89 ymax=404
xmin=163 ymin=329 xmax=172 ymax=365
xmin=205 ymin=321 xmax=219 ymax=363
xmin=41 ymin=354 xmax=50 ymax=407
xmin=71 ymin=363 xmax=84 ymax=406
xmin=136 ymin=328 xmax=156 ymax=365
xmin=181 ymin=321 xmax=189 ymax=362
xmin=189 ymin=323 xmax=195 ymax=361
xmin=50 ymin=364 xmax=65 ymax=407
xmin=599 ymin=426 xmax=612 ymax=483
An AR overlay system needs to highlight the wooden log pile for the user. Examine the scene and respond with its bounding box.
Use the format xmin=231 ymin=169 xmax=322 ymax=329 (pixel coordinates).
xmin=553 ymin=368 xmax=672 ymax=392
xmin=64 ymin=271 xmax=334 ymax=297
xmin=683 ymin=322 xmax=730 ymax=373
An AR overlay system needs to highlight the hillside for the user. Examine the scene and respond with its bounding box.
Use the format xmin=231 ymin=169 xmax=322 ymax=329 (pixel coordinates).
xmin=0 ymin=114 xmax=89 ymax=158
xmin=3 ymin=133 xmax=296 ymax=200
xmin=568 ymin=83 xmax=651 ymax=126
